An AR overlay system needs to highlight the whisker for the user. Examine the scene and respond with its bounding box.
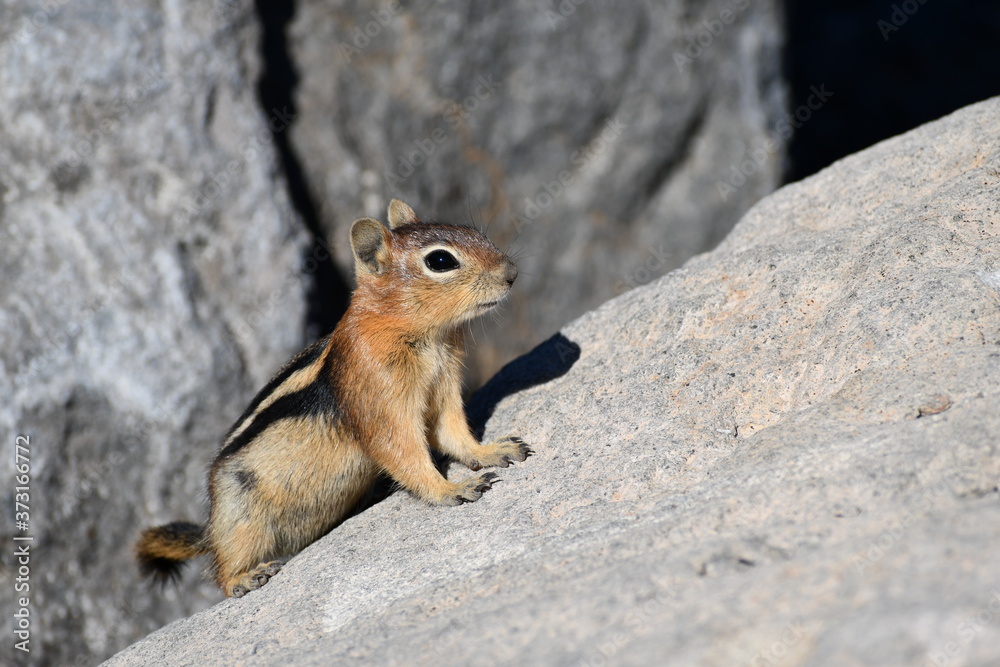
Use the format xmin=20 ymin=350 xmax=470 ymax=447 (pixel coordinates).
xmin=508 ymin=250 xmax=539 ymax=261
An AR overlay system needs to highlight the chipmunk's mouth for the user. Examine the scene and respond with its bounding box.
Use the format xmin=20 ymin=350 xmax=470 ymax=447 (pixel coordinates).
xmin=463 ymin=296 xmax=506 ymax=323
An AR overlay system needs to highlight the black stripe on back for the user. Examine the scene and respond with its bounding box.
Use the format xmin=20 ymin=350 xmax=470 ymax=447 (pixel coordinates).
xmin=223 ymin=335 xmax=331 ymax=441
xmin=217 ymin=347 xmax=342 ymax=460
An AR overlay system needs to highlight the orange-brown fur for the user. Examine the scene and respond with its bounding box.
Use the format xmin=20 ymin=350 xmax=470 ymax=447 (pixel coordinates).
xmin=135 ymin=200 xmax=530 ymax=597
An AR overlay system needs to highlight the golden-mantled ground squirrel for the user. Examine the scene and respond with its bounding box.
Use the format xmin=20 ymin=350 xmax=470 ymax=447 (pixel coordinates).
xmin=135 ymin=199 xmax=530 ymax=597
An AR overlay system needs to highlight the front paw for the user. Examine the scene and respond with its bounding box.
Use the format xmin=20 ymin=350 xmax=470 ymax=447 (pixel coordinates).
xmin=452 ymin=471 xmax=499 ymax=504
xmin=477 ymin=436 xmax=532 ymax=469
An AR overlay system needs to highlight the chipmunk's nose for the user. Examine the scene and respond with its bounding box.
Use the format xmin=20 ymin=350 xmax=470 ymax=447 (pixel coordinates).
xmin=503 ymin=259 xmax=518 ymax=287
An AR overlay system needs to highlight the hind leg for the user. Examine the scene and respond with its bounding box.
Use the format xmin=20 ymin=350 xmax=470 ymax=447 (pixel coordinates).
xmin=208 ymin=465 xmax=286 ymax=597
xmin=210 ymin=517 xmax=286 ymax=597
xmin=225 ymin=559 xmax=285 ymax=598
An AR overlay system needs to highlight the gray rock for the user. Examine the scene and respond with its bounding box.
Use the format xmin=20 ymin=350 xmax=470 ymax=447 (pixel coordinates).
xmin=0 ymin=1 xmax=313 ymax=664
xmin=286 ymin=0 xmax=787 ymax=382
xmin=104 ymin=97 xmax=1000 ymax=667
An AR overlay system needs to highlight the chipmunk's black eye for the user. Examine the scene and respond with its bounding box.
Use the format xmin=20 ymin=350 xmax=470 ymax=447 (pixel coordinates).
xmin=424 ymin=249 xmax=459 ymax=272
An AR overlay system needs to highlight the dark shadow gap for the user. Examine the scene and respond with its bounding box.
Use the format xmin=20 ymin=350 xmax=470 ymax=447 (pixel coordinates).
xmin=253 ymin=0 xmax=350 ymax=340
xmin=782 ymin=0 xmax=1000 ymax=184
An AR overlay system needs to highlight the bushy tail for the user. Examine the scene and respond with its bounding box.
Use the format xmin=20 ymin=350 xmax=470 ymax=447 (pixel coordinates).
xmin=134 ymin=521 xmax=209 ymax=585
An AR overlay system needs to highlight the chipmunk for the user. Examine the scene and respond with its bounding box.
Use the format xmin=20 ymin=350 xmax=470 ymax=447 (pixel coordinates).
xmin=135 ymin=199 xmax=530 ymax=597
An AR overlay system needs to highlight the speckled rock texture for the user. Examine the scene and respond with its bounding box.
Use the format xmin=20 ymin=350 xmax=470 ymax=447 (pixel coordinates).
xmin=286 ymin=0 xmax=786 ymax=381
xmin=0 ymin=2 xmax=311 ymax=664
xmin=104 ymin=98 xmax=1000 ymax=667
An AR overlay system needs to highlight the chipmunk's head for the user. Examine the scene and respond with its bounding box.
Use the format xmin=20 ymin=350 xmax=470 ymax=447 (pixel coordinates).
xmin=349 ymin=199 xmax=517 ymax=330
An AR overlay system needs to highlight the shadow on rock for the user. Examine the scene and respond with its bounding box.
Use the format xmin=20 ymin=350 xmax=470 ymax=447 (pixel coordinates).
xmin=467 ymin=332 xmax=581 ymax=438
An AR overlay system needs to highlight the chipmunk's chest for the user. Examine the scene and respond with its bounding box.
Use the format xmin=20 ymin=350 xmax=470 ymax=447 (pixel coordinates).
xmin=403 ymin=337 xmax=453 ymax=384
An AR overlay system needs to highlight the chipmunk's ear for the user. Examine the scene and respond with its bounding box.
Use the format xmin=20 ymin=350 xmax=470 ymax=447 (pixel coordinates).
xmin=350 ymin=217 xmax=391 ymax=274
xmin=387 ymin=199 xmax=419 ymax=229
